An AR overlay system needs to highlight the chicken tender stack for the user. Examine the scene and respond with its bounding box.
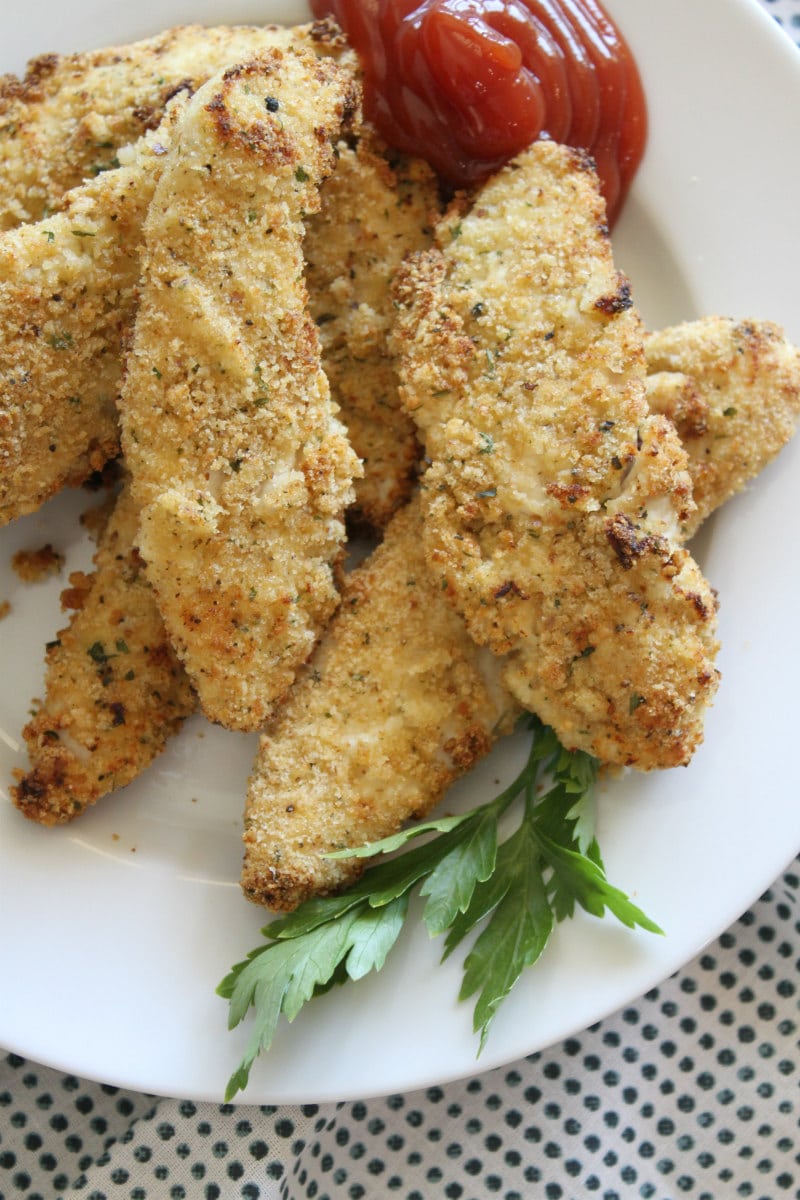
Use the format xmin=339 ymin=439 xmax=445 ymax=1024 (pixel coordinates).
xmin=0 ymin=22 xmax=358 ymax=527
xmin=120 ymin=51 xmax=362 ymax=732
xmin=392 ymin=141 xmax=720 ymax=770
xmin=306 ymin=134 xmax=439 ymax=528
xmin=4 ymin=21 xmax=799 ymax=926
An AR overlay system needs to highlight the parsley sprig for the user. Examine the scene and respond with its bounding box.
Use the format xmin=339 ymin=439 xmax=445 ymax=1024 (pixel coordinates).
xmin=218 ymin=717 xmax=662 ymax=1100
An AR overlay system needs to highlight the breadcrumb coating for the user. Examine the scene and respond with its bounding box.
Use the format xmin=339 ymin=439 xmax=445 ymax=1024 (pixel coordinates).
xmin=241 ymin=494 xmax=520 ymax=910
xmin=120 ymin=51 xmax=362 ymax=732
xmin=392 ymin=141 xmax=719 ymax=770
xmin=0 ymin=20 xmax=354 ymax=230
xmin=306 ymin=133 xmax=440 ymax=527
xmin=11 ymin=481 xmax=195 ymax=825
xmin=645 ymin=317 xmax=800 ymax=537
xmin=0 ymin=26 xmax=357 ymax=529
xmin=0 ymin=103 xmax=185 ymax=526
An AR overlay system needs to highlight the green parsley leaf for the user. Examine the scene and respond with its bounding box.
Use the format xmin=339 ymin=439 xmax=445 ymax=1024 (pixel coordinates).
xmin=218 ymin=716 xmax=662 ymax=1099
xmin=539 ymin=834 xmax=661 ymax=932
xmin=87 ymin=641 xmax=113 ymax=664
xmin=340 ymin=894 xmax=409 ymax=981
xmin=218 ymin=896 xmax=408 ymax=1101
xmin=46 ymin=330 xmax=73 ymax=351
xmin=460 ymin=824 xmax=553 ymax=1049
xmin=420 ymin=807 xmax=498 ymax=935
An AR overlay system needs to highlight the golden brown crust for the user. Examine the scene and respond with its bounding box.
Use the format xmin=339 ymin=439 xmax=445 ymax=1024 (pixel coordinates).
xmin=645 ymin=317 xmax=800 ymax=537
xmin=392 ymin=142 xmax=719 ymax=770
xmin=11 ymin=482 xmax=195 ymax=824
xmin=0 ymin=103 xmax=186 ymax=526
xmin=0 ymin=25 xmax=362 ymax=529
xmin=306 ymin=133 xmax=440 ymax=528
xmin=120 ymin=51 xmax=362 ymax=731
xmin=241 ymin=494 xmax=520 ymax=910
xmin=5 ymin=14 xmax=794 ymax=870
xmin=0 ymin=22 xmax=354 ymax=231
xmin=0 ymin=29 xmax=360 ymax=529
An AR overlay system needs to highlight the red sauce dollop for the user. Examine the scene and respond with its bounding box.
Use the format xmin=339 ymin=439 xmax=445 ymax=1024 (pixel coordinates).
xmin=310 ymin=0 xmax=646 ymax=224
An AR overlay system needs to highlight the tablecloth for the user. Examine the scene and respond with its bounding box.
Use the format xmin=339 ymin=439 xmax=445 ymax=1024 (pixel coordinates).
xmin=2 ymin=2 xmax=799 ymax=1198
xmin=2 ymin=858 xmax=798 ymax=1199
xmin=763 ymin=0 xmax=800 ymax=43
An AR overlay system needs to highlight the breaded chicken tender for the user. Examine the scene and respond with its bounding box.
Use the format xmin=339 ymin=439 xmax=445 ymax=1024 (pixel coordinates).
xmin=0 ymin=19 xmax=353 ymax=231
xmin=241 ymin=494 xmax=520 ymax=910
xmin=392 ymin=141 xmax=719 ymax=770
xmin=120 ymin=51 xmax=362 ymax=732
xmin=305 ymin=133 xmax=439 ymax=527
xmin=645 ymin=317 xmax=800 ymax=537
xmin=0 ymin=100 xmax=186 ymax=526
xmin=11 ymin=482 xmax=195 ymax=825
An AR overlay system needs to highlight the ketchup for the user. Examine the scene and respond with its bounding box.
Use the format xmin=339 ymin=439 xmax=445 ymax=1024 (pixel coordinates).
xmin=310 ymin=0 xmax=646 ymax=224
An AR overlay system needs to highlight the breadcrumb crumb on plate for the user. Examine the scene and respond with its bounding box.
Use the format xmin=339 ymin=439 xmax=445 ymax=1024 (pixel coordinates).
xmin=10 ymin=543 xmax=64 ymax=582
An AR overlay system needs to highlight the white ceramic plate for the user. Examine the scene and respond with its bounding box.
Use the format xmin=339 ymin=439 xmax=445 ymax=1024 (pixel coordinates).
xmin=1 ymin=0 xmax=799 ymax=1105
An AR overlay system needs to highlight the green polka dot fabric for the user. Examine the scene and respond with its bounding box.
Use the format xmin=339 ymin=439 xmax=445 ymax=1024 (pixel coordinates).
xmin=1 ymin=857 xmax=798 ymax=1200
xmin=2 ymin=3 xmax=800 ymax=1199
